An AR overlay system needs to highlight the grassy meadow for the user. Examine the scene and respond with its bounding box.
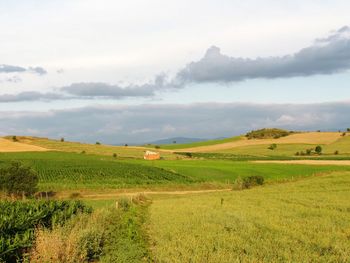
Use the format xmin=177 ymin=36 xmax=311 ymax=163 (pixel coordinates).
xmin=1 ymin=132 xmax=350 ymax=262
xmin=148 ymin=172 xmax=350 ymax=262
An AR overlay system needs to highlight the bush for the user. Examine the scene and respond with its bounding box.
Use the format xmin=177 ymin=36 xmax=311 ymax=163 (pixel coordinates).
xmin=113 ymin=153 xmax=117 ymax=158
xmin=12 ymin=135 xmax=18 ymax=142
xmin=155 ymin=145 xmax=161 ymax=149
xmin=315 ymin=145 xmax=322 ymax=155
xmin=295 ymin=152 xmax=300 ymax=156
xmin=60 ymin=137 xmax=65 ymax=142
xmin=268 ymin=143 xmax=277 ymax=150
xmin=0 ymin=162 xmax=38 ymax=197
xmin=306 ymin=148 xmax=312 ymax=155
xmin=96 ymin=142 xmax=101 ymax=145
xmin=342 ymin=132 xmax=346 ymax=136
xmin=334 ymin=150 xmax=339 ymax=155
xmin=233 ymin=176 xmax=264 ymax=190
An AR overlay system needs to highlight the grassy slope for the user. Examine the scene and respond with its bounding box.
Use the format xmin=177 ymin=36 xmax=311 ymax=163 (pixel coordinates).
xmin=150 ymin=136 xmax=242 ymax=150
xmin=0 ymin=152 xmax=193 ymax=190
xmin=130 ymin=159 xmax=350 ymax=183
xmin=149 ymin=172 xmax=350 ymax=262
xmin=10 ymin=136 xmax=176 ymax=159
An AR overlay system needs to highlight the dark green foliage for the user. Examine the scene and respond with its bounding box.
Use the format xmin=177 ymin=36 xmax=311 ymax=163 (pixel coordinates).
xmin=245 ymin=128 xmax=291 ymax=140
xmin=0 ymin=200 xmax=91 ymax=262
xmin=113 ymin=153 xmax=117 ymax=158
xmin=96 ymin=141 xmax=101 ymax=145
xmin=334 ymin=150 xmax=339 ymax=155
xmin=154 ymin=145 xmax=161 ymax=149
xmin=243 ymin=176 xmax=264 ymax=188
xmin=60 ymin=137 xmax=64 ymax=142
xmin=306 ymin=148 xmax=313 ymax=155
xmin=12 ymin=136 xmax=17 ymax=142
xmin=315 ymin=145 xmax=322 ymax=155
xmin=0 ymin=162 xmax=38 ymax=197
xmin=347 ymin=128 xmax=350 ymax=132
xmin=268 ymin=144 xmax=277 ymax=150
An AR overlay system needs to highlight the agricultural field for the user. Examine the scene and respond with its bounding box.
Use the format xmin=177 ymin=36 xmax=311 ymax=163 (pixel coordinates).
xmin=0 ymin=152 xmax=193 ymax=190
xmin=4 ymin=136 xmax=176 ymax=159
xmin=148 ymin=172 xmax=350 ymax=262
xmin=147 ymin=136 xmax=242 ymax=150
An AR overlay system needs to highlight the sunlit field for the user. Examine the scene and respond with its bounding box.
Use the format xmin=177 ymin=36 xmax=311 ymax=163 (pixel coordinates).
xmin=149 ymin=172 xmax=350 ymax=262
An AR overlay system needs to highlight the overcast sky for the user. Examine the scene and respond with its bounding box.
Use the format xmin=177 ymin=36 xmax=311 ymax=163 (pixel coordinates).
xmin=1 ymin=1 xmax=350 ymax=143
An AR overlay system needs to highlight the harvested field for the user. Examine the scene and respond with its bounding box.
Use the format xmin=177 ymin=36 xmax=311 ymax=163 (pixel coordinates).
xmin=179 ymin=132 xmax=342 ymax=152
xmin=253 ymin=160 xmax=350 ymax=166
xmin=0 ymin=138 xmax=48 ymax=152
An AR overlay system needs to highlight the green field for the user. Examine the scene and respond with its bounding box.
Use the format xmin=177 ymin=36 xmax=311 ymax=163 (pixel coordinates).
xmin=149 ymin=172 xmax=350 ymax=262
xmin=147 ymin=136 xmax=242 ymax=150
xmin=1 ymin=152 xmax=350 ymax=191
xmin=0 ymin=152 xmax=193 ymax=190
xmin=135 ymin=159 xmax=350 ymax=183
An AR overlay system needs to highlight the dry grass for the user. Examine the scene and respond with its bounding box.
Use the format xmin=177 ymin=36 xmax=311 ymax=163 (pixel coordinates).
xmin=181 ymin=132 xmax=342 ymax=152
xmin=0 ymin=138 xmax=48 ymax=152
xmin=253 ymin=160 xmax=350 ymax=165
xmin=30 ymin=211 xmax=106 ymax=263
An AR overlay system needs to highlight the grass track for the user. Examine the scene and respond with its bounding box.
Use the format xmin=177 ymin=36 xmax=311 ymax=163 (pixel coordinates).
xmin=149 ymin=172 xmax=350 ymax=262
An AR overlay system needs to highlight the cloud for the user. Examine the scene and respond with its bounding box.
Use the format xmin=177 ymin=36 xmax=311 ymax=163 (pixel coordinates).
xmin=0 ymin=74 xmax=180 ymax=102
xmin=177 ymin=26 xmax=350 ymax=83
xmin=0 ymin=64 xmax=47 ymax=75
xmin=0 ymin=91 xmax=65 ymax=102
xmin=0 ymin=101 xmax=349 ymax=144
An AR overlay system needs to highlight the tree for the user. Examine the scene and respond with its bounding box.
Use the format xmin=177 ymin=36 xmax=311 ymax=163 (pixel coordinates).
xmin=315 ymin=145 xmax=322 ymax=155
xmin=95 ymin=141 xmax=101 ymax=145
xmin=155 ymin=145 xmax=161 ymax=149
xmin=113 ymin=153 xmax=117 ymax=158
xmin=60 ymin=137 xmax=65 ymax=142
xmin=12 ymin=135 xmax=18 ymax=142
xmin=347 ymin=128 xmax=350 ymax=132
xmin=173 ymin=140 xmax=177 ymax=144
xmin=0 ymin=162 xmax=38 ymax=197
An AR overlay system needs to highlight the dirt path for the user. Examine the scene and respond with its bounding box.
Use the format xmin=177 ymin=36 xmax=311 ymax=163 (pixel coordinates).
xmin=0 ymin=138 xmax=48 ymax=152
xmin=78 ymin=188 xmax=232 ymax=199
xmin=178 ymin=132 xmax=342 ymax=152
xmin=252 ymin=160 xmax=350 ymax=166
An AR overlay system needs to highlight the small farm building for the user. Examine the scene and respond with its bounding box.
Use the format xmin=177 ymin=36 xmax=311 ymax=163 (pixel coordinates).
xmin=144 ymin=151 xmax=160 ymax=160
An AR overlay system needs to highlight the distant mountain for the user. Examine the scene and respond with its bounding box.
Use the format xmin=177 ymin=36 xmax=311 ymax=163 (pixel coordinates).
xmin=146 ymin=137 xmax=208 ymax=145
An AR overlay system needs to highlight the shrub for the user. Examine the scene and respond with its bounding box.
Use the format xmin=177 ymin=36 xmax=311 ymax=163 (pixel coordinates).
xmin=295 ymin=152 xmax=300 ymax=156
xmin=268 ymin=143 xmax=277 ymax=150
xmin=342 ymin=132 xmax=346 ymax=136
xmin=347 ymin=128 xmax=350 ymax=132
xmin=95 ymin=141 xmax=101 ymax=145
xmin=0 ymin=162 xmax=38 ymax=197
xmin=315 ymin=145 xmax=322 ymax=155
xmin=60 ymin=137 xmax=65 ymax=142
xmin=81 ymin=150 xmax=86 ymax=154
xmin=233 ymin=176 xmax=264 ymax=190
xmin=12 ymin=135 xmax=18 ymax=142
xmin=306 ymin=148 xmax=313 ymax=155
xmin=113 ymin=153 xmax=117 ymax=158
xmin=155 ymin=145 xmax=161 ymax=149
xmin=334 ymin=150 xmax=339 ymax=155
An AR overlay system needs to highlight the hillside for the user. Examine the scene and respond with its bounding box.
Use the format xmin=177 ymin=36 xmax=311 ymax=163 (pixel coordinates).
xmin=176 ymin=132 xmax=345 ymax=154
xmin=0 ymin=138 xmax=48 ymax=152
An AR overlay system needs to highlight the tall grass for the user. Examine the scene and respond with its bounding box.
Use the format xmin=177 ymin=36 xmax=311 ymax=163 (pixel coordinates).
xmin=148 ymin=172 xmax=350 ymax=262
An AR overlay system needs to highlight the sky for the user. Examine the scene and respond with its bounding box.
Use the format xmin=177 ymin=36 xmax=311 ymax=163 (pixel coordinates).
xmin=1 ymin=0 xmax=350 ymax=144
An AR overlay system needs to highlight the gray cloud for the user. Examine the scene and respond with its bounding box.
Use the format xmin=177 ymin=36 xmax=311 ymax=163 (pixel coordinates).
xmin=0 ymin=91 xmax=65 ymax=102
xmin=0 ymin=74 xmax=178 ymax=102
xmin=0 ymin=102 xmax=349 ymax=144
xmin=178 ymin=26 xmax=350 ymax=83
xmin=0 ymin=64 xmax=47 ymax=75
